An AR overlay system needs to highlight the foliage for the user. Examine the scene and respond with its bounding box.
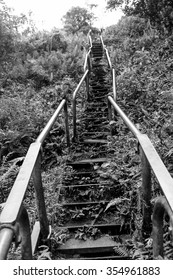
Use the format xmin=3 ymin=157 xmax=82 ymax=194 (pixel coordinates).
xmin=62 ymin=6 xmax=95 ymax=35
xmin=106 ymin=0 xmax=173 ymax=33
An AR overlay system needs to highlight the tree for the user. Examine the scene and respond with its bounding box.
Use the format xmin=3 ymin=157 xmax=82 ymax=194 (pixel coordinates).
xmin=106 ymin=0 xmax=173 ymax=33
xmin=62 ymin=6 xmax=95 ymax=35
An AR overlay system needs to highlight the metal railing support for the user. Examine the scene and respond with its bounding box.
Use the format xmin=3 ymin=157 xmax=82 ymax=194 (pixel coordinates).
xmin=73 ymin=98 xmax=77 ymax=141
xmin=87 ymin=52 xmax=91 ymax=72
xmin=112 ymin=68 xmax=117 ymax=119
xmin=152 ymin=196 xmax=173 ymax=259
xmin=139 ymin=146 xmax=152 ymax=236
xmin=108 ymin=97 xmax=113 ymax=135
xmin=32 ymin=152 xmax=49 ymax=239
xmin=112 ymin=68 xmax=117 ymax=101
xmin=108 ymin=97 xmax=112 ymax=122
xmin=64 ymin=100 xmax=70 ymax=147
xmin=85 ymin=72 xmax=90 ymax=101
xmin=0 ymin=205 xmax=32 ymax=259
xmin=18 ymin=205 xmax=32 ymax=259
xmin=0 ymin=227 xmax=14 ymax=259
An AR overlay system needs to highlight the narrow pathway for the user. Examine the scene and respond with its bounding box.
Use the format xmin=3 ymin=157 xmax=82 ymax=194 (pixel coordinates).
xmin=53 ymin=41 xmax=131 ymax=259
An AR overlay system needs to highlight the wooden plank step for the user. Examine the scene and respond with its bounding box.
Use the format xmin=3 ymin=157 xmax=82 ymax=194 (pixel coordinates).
xmin=58 ymin=236 xmax=118 ymax=254
xmin=60 ymin=200 xmax=109 ymax=207
xmin=86 ymin=101 xmax=107 ymax=105
xmin=59 ymin=183 xmax=110 ymax=188
xmin=78 ymin=255 xmax=129 ymax=260
xmin=67 ymin=158 xmax=107 ymax=165
xmin=81 ymin=117 xmax=107 ymax=121
xmin=56 ymin=221 xmax=130 ymax=236
xmin=92 ymin=56 xmax=103 ymax=59
xmin=92 ymin=49 xmax=102 ymax=52
xmin=83 ymin=139 xmax=107 ymax=144
xmin=92 ymin=52 xmax=103 ymax=54
xmin=57 ymin=223 xmax=130 ymax=233
xmin=87 ymin=123 xmax=109 ymax=128
xmin=82 ymin=132 xmax=109 ymax=136
xmin=86 ymin=102 xmax=107 ymax=106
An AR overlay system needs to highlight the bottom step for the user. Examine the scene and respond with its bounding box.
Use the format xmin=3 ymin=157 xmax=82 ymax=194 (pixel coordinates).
xmin=58 ymin=236 xmax=129 ymax=259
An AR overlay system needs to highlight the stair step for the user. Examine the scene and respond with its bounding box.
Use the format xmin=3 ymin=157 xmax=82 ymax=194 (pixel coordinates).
xmin=86 ymin=101 xmax=107 ymax=105
xmin=92 ymin=56 xmax=103 ymax=59
xmin=67 ymin=157 xmax=108 ymax=166
xmin=83 ymin=139 xmax=107 ymax=144
xmin=81 ymin=117 xmax=107 ymax=121
xmin=59 ymin=183 xmax=110 ymax=188
xmin=58 ymin=236 xmax=119 ymax=255
xmin=57 ymin=223 xmax=130 ymax=234
xmin=92 ymin=50 xmax=103 ymax=52
xmin=60 ymin=200 xmax=109 ymax=207
xmin=82 ymin=132 xmax=109 ymax=135
xmin=79 ymin=255 xmax=129 ymax=260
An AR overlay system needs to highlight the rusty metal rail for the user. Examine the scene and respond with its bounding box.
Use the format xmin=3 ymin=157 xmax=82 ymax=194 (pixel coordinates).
xmin=0 ymin=98 xmax=70 ymax=259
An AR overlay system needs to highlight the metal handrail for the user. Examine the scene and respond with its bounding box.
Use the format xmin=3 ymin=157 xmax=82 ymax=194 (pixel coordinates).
xmin=73 ymin=70 xmax=89 ymax=100
xmin=108 ymin=95 xmax=173 ymax=251
xmin=108 ymin=96 xmax=140 ymax=137
xmin=36 ymin=99 xmax=66 ymax=144
xmin=0 ymin=98 xmax=70 ymax=259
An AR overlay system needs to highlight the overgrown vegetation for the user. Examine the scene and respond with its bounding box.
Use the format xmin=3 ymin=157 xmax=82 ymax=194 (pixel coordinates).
xmin=0 ymin=2 xmax=88 ymax=203
xmin=1 ymin=0 xmax=173 ymax=260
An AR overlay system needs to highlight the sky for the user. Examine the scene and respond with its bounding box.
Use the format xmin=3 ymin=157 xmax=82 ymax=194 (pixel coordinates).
xmin=4 ymin=0 xmax=123 ymax=30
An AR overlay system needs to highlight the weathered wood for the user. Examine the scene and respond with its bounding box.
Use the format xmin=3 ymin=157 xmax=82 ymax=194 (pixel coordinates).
xmin=58 ymin=236 xmax=118 ymax=254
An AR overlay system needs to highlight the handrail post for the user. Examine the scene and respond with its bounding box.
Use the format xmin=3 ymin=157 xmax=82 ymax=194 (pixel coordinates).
xmin=32 ymin=152 xmax=49 ymax=240
xmin=73 ymin=98 xmax=77 ymax=141
xmin=0 ymin=205 xmax=32 ymax=259
xmin=64 ymin=99 xmax=70 ymax=147
xmin=112 ymin=68 xmax=117 ymax=101
xmin=112 ymin=68 xmax=117 ymax=120
xmin=108 ymin=96 xmax=113 ymax=135
xmin=86 ymin=72 xmax=90 ymax=101
xmin=87 ymin=52 xmax=91 ymax=72
xmin=139 ymin=146 xmax=152 ymax=237
xmin=152 ymin=196 xmax=173 ymax=259
xmin=0 ymin=227 xmax=14 ymax=259
xmin=18 ymin=205 xmax=32 ymax=259
xmin=108 ymin=97 xmax=112 ymax=122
